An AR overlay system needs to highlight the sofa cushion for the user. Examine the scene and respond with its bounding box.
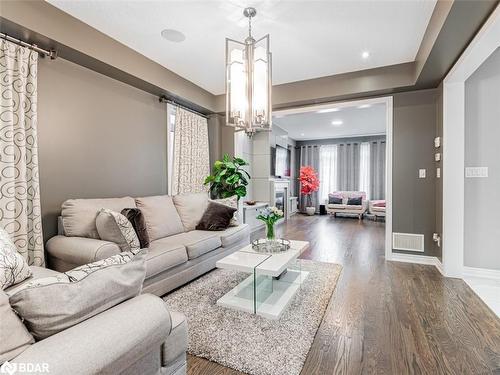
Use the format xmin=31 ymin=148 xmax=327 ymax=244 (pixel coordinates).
xmin=327 ymin=204 xmax=346 ymax=209
xmin=96 ymin=209 xmax=140 ymax=253
xmin=0 ymin=290 xmax=34 ymax=363
xmin=219 ymin=224 xmax=250 ymax=248
xmin=7 ymin=251 xmax=146 ymax=340
xmin=371 ymin=206 xmax=386 ymax=213
xmin=145 ymin=239 xmax=188 ymax=278
xmin=135 ymin=195 xmax=184 ymax=241
xmin=180 ymin=231 xmax=221 ymax=259
xmin=0 ymin=226 xmax=32 ymax=290
xmin=172 ymin=192 xmax=209 ymax=231
xmin=61 ymin=197 xmax=136 ymax=239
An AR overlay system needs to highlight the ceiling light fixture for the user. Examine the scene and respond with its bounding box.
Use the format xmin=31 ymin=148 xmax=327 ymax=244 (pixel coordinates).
xmin=225 ymin=7 xmax=272 ymax=137
xmin=300 ymin=133 xmax=305 ymax=136
xmin=317 ymin=108 xmax=340 ymax=113
xmin=362 ymin=51 xmax=370 ymax=59
xmin=331 ymin=120 xmax=343 ymax=126
xmin=358 ymin=104 xmax=371 ymax=109
xmin=161 ymin=29 xmax=186 ymax=43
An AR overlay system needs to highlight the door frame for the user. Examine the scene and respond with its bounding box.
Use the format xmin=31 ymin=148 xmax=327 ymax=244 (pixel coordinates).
xmin=273 ymin=95 xmax=394 ymax=259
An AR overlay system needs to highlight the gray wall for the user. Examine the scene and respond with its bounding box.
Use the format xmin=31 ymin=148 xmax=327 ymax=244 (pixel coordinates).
xmin=464 ymin=47 xmax=500 ymax=270
xmin=393 ymin=89 xmax=439 ymax=257
xmin=38 ymin=57 xmax=168 ymax=241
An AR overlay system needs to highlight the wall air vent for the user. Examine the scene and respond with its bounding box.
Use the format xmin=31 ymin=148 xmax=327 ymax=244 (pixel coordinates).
xmin=392 ymin=233 xmax=425 ymax=252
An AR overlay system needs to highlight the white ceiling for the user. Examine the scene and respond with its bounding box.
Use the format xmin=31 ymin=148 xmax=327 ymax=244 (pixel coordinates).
xmin=48 ymin=0 xmax=436 ymax=95
xmin=273 ymin=103 xmax=386 ymax=140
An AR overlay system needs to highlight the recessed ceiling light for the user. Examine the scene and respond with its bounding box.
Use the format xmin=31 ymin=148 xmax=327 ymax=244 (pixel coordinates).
xmin=161 ymin=29 xmax=186 ymax=43
xmin=300 ymin=133 xmax=305 ymax=136
xmin=331 ymin=120 xmax=343 ymax=126
xmin=358 ymin=104 xmax=371 ymax=109
xmin=317 ymin=108 xmax=340 ymax=113
xmin=362 ymin=51 xmax=370 ymax=59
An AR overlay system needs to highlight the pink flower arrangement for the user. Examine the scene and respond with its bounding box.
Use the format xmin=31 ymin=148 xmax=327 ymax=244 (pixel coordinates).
xmin=299 ymin=166 xmax=319 ymax=206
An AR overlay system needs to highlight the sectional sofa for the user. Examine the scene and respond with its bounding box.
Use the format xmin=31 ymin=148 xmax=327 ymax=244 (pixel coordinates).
xmin=46 ymin=192 xmax=251 ymax=296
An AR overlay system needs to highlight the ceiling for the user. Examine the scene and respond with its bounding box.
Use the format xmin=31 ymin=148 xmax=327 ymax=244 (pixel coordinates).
xmin=48 ymin=0 xmax=436 ymax=95
xmin=273 ymin=103 xmax=386 ymax=140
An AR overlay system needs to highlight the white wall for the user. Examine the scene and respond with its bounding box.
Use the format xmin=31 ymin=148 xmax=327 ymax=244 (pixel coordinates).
xmin=464 ymin=47 xmax=500 ymax=270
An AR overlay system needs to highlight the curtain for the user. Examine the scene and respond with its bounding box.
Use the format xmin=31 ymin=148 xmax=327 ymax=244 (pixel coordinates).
xmin=171 ymin=107 xmax=210 ymax=195
xmin=0 ymin=39 xmax=44 ymax=266
xmin=298 ymin=145 xmax=320 ymax=213
xmin=337 ymin=143 xmax=360 ymax=191
xmin=370 ymin=140 xmax=386 ymax=199
xmin=359 ymin=142 xmax=371 ymax=199
xmin=319 ymin=145 xmax=337 ymax=202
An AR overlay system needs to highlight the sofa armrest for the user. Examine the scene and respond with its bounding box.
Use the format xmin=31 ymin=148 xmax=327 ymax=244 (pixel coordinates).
xmin=12 ymin=294 xmax=173 ymax=375
xmin=46 ymin=235 xmax=121 ymax=271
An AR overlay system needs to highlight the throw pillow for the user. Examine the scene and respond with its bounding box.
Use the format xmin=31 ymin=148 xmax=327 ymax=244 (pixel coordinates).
xmin=121 ymin=208 xmax=150 ymax=248
xmin=0 ymin=227 xmax=32 ymax=290
xmin=0 ymin=290 xmax=34 ymax=363
xmin=347 ymin=196 xmax=362 ymax=205
xmin=7 ymin=251 xmax=146 ymax=340
xmin=196 ymin=201 xmax=237 ymax=231
xmin=373 ymin=201 xmax=386 ymax=207
xmin=328 ymin=195 xmax=343 ymax=204
xmin=212 ymin=195 xmax=239 ymax=226
xmin=96 ymin=209 xmax=140 ymax=252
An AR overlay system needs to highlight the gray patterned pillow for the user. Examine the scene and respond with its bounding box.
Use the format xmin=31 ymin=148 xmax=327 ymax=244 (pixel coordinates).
xmin=0 ymin=227 xmax=32 ymax=290
xmin=212 ymin=195 xmax=239 ymax=226
xmin=7 ymin=251 xmax=145 ymax=340
xmin=96 ymin=209 xmax=141 ymax=252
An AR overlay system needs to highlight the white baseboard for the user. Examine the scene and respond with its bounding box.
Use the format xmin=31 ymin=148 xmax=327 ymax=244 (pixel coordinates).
xmin=463 ymin=266 xmax=500 ymax=280
xmin=389 ymin=253 xmax=443 ymax=275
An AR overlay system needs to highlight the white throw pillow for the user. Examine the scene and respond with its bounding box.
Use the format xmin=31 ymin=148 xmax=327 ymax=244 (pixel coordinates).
xmin=212 ymin=196 xmax=239 ymax=226
xmin=96 ymin=209 xmax=140 ymax=252
xmin=0 ymin=227 xmax=32 ymax=290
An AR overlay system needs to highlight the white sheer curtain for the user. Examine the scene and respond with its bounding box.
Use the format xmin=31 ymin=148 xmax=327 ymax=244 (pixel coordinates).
xmin=319 ymin=145 xmax=338 ymax=202
xmin=359 ymin=142 xmax=371 ymax=199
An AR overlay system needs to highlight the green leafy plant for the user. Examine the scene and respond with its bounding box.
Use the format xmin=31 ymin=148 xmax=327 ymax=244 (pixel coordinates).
xmin=204 ymin=154 xmax=250 ymax=200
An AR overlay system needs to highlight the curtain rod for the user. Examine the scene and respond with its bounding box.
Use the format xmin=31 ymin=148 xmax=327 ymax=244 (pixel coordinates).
xmin=1 ymin=32 xmax=57 ymax=59
xmin=159 ymin=96 xmax=209 ymax=119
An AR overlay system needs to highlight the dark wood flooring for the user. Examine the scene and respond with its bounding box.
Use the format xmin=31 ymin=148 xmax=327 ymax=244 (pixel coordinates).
xmin=188 ymin=215 xmax=500 ymax=375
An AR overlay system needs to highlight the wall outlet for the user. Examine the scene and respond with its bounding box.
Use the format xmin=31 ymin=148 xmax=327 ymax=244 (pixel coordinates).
xmin=465 ymin=167 xmax=488 ymax=178
xmin=434 ymin=137 xmax=441 ymax=148
xmin=435 ymin=153 xmax=441 ymax=162
xmin=436 ymin=168 xmax=441 ymax=178
xmin=419 ymin=169 xmax=426 ymax=178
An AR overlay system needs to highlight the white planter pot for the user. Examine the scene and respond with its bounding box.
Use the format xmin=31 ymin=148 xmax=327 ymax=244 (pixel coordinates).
xmin=305 ymin=207 xmax=316 ymax=216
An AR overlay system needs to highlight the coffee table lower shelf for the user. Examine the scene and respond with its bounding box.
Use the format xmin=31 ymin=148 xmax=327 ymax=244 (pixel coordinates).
xmin=217 ymin=269 xmax=309 ymax=320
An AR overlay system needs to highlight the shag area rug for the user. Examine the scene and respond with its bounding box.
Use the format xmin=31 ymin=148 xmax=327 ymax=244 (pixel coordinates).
xmin=163 ymin=260 xmax=342 ymax=375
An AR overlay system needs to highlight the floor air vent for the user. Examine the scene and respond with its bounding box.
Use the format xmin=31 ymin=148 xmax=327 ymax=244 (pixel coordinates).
xmin=392 ymin=233 xmax=424 ymax=252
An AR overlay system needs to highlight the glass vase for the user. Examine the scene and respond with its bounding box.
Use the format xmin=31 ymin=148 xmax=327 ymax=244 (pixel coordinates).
xmin=266 ymin=222 xmax=276 ymax=251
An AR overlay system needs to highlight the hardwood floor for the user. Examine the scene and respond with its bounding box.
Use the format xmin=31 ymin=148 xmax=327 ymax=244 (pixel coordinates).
xmin=188 ymin=215 xmax=500 ymax=375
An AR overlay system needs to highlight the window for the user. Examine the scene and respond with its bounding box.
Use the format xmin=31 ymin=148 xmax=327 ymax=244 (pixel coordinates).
xmin=359 ymin=142 xmax=370 ymax=199
xmin=319 ymin=145 xmax=338 ymax=202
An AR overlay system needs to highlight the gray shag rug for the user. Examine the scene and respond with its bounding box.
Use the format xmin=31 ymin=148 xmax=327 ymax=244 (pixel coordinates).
xmin=163 ymin=260 xmax=342 ymax=375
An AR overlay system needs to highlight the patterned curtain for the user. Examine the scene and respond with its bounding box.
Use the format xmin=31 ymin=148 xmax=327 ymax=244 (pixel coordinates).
xmin=0 ymin=39 xmax=44 ymax=266
xmin=171 ymin=107 xmax=210 ymax=194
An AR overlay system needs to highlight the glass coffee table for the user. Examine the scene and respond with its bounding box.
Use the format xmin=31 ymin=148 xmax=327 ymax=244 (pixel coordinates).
xmin=215 ymin=240 xmax=309 ymax=319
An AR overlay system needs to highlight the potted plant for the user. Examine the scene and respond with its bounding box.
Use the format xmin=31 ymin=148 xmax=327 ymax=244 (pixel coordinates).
xmin=299 ymin=166 xmax=319 ymax=216
xmin=257 ymin=206 xmax=284 ymax=245
xmin=204 ymin=154 xmax=250 ymax=200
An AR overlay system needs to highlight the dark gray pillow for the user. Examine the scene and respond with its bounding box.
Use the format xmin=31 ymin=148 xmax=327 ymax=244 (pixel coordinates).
xmin=121 ymin=208 xmax=150 ymax=248
xmin=7 ymin=251 xmax=146 ymax=340
xmin=347 ymin=196 xmax=362 ymax=205
xmin=196 ymin=201 xmax=238 ymax=231
xmin=328 ymin=195 xmax=343 ymax=204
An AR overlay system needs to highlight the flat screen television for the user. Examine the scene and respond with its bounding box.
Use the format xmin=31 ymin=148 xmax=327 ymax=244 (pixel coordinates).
xmin=271 ymin=145 xmax=291 ymax=178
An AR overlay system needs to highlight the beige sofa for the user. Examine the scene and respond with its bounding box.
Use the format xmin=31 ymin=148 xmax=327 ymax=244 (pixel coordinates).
xmin=46 ymin=193 xmax=250 ymax=296
xmin=325 ymin=191 xmax=368 ymax=220
xmin=5 ymin=266 xmax=188 ymax=375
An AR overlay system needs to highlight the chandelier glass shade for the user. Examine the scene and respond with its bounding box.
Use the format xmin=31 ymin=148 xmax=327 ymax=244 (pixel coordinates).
xmin=225 ymin=8 xmax=272 ymax=136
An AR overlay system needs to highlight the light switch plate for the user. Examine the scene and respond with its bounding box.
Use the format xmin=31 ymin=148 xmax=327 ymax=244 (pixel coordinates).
xmin=435 ymin=153 xmax=441 ymax=162
xmin=434 ymin=137 xmax=441 ymax=148
xmin=465 ymin=167 xmax=488 ymax=178
xmin=436 ymin=168 xmax=441 ymax=178
xmin=419 ymin=169 xmax=426 ymax=178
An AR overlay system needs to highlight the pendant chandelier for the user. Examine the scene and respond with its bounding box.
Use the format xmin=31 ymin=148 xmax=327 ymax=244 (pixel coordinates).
xmin=225 ymin=7 xmax=272 ymax=137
